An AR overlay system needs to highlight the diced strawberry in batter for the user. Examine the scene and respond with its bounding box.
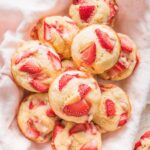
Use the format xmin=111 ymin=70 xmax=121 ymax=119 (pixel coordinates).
xmin=47 ymin=51 xmax=62 ymax=71
xmin=134 ymin=140 xmax=142 ymax=150
xmin=63 ymin=100 xmax=91 ymax=117
xmin=95 ymin=29 xmax=115 ymax=53
xmin=118 ymin=112 xmax=128 ymax=127
xmin=69 ymin=123 xmax=87 ymax=135
xmin=78 ymin=84 xmax=91 ymax=99
xmin=15 ymin=50 xmax=37 ymax=64
xmin=19 ymin=60 xmax=41 ymax=74
xmin=81 ymin=43 xmax=96 ymax=65
xmin=80 ymin=140 xmax=98 ymax=150
xmin=59 ymin=74 xmax=79 ymax=91
xmin=105 ymin=99 xmax=116 ymax=117
xmin=30 ymin=80 xmax=49 ymax=92
xmin=79 ymin=5 xmax=95 ymax=22
xmin=46 ymin=108 xmax=56 ymax=117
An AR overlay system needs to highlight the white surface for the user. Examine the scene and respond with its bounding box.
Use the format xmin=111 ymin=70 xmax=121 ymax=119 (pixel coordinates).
xmin=0 ymin=0 xmax=150 ymax=150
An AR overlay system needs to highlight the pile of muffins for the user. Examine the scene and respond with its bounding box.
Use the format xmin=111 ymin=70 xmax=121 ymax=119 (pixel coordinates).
xmin=11 ymin=0 xmax=141 ymax=149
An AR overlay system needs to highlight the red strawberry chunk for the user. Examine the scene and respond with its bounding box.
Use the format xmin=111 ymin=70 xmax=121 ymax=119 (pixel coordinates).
xmin=46 ymin=108 xmax=56 ymax=117
xmin=105 ymin=99 xmax=116 ymax=117
xmin=141 ymin=131 xmax=150 ymax=139
xmin=44 ymin=22 xmax=52 ymax=41
xmin=108 ymin=1 xmax=118 ymax=24
xmin=113 ymin=61 xmax=127 ymax=72
xmin=63 ymin=99 xmax=91 ymax=117
xmin=52 ymin=124 xmax=64 ymax=143
xmin=19 ymin=60 xmax=41 ymax=74
xmin=27 ymin=119 xmax=40 ymax=138
xmin=80 ymin=140 xmax=98 ymax=150
xmin=95 ymin=29 xmax=115 ymax=53
xmin=59 ymin=74 xmax=79 ymax=91
xmin=120 ymin=37 xmax=133 ymax=53
xmin=79 ymin=5 xmax=95 ymax=22
xmin=47 ymin=51 xmax=61 ymax=71
xmin=69 ymin=124 xmax=87 ymax=135
xmin=29 ymin=101 xmax=34 ymax=110
xmin=73 ymin=0 xmax=84 ymax=5
xmin=85 ymin=122 xmax=97 ymax=135
xmin=81 ymin=43 xmax=96 ymax=65
xmin=30 ymin=80 xmax=49 ymax=92
xmin=118 ymin=112 xmax=128 ymax=127
xmin=134 ymin=140 xmax=142 ymax=150
xmin=78 ymin=84 xmax=91 ymax=99
xmin=15 ymin=50 xmax=37 ymax=64
xmin=30 ymin=26 xmax=39 ymax=40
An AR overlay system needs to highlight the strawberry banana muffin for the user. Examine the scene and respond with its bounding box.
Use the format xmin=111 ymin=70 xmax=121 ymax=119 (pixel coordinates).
xmin=49 ymin=70 xmax=101 ymax=123
xmin=71 ymin=24 xmax=120 ymax=74
xmin=134 ymin=131 xmax=150 ymax=150
xmin=100 ymin=33 xmax=139 ymax=80
xmin=17 ymin=93 xmax=58 ymax=143
xmin=11 ymin=40 xmax=62 ymax=93
xmin=93 ymin=84 xmax=132 ymax=132
xmin=36 ymin=16 xmax=79 ymax=59
xmin=69 ymin=0 xmax=118 ymax=28
xmin=61 ymin=60 xmax=77 ymax=72
xmin=51 ymin=121 xmax=102 ymax=150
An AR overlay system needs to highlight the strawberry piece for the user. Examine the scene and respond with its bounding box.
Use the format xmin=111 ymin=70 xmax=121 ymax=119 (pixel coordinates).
xmin=51 ymin=124 xmax=64 ymax=143
xmin=63 ymin=99 xmax=91 ymax=117
xmin=59 ymin=74 xmax=79 ymax=91
xmin=28 ymin=126 xmax=40 ymax=138
xmin=78 ymin=84 xmax=91 ymax=99
xmin=44 ymin=22 xmax=52 ymax=41
xmin=46 ymin=108 xmax=56 ymax=117
xmin=141 ymin=131 xmax=150 ymax=139
xmin=118 ymin=112 xmax=128 ymax=126
xmin=73 ymin=0 xmax=84 ymax=5
xmin=108 ymin=1 xmax=118 ymax=24
xmin=79 ymin=5 xmax=95 ymax=22
xmin=47 ymin=51 xmax=61 ymax=71
xmin=80 ymin=140 xmax=98 ymax=150
xmin=19 ymin=60 xmax=41 ymax=74
xmin=113 ymin=61 xmax=127 ymax=72
xmin=27 ymin=119 xmax=40 ymax=138
xmin=81 ymin=43 xmax=96 ymax=65
xmin=95 ymin=29 xmax=115 ymax=53
xmin=29 ymin=101 xmax=34 ymax=110
xmin=85 ymin=122 xmax=97 ymax=135
xmin=120 ymin=37 xmax=133 ymax=53
xmin=30 ymin=26 xmax=39 ymax=40
xmin=134 ymin=141 xmax=142 ymax=150
xmin=30 ymin=80 xmax=49 ymax=92
xmin=69 ymin=124 xmax=87 ymax=135
xmin=105 ymin=99 xmax=116 ymax=117
xmin=15 ymin=50 xmax=37 ymax=64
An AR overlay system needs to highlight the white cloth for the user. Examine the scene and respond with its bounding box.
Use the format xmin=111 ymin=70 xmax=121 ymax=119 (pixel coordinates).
xmin=0 ymin=0 xmax=150 ymax=150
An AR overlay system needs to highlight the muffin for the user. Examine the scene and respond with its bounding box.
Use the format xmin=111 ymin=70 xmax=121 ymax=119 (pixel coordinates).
xmin=11 ymin=40 xmax=61 ymax=92
xmin=93 ymin=84 xmax=132 ymax=132
xmin=51 ymin=121 xmax=102 ymax=150
xmin=100 ymin=33 xmax=139 ymax=80
xmin=71 ymin=24 xmax=120 ymax=74
xmin=134 ymin=131 xmax=150 ymax=150
xmin=36 ymin=16 xmax=79 ymax=59
xmin=69 ymin=0 xmax=118 ymax=28
xmin=48 ymin=70 xmax=101 ymax=123
xmin=17 ymin=93 xmax=58 ymax=143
